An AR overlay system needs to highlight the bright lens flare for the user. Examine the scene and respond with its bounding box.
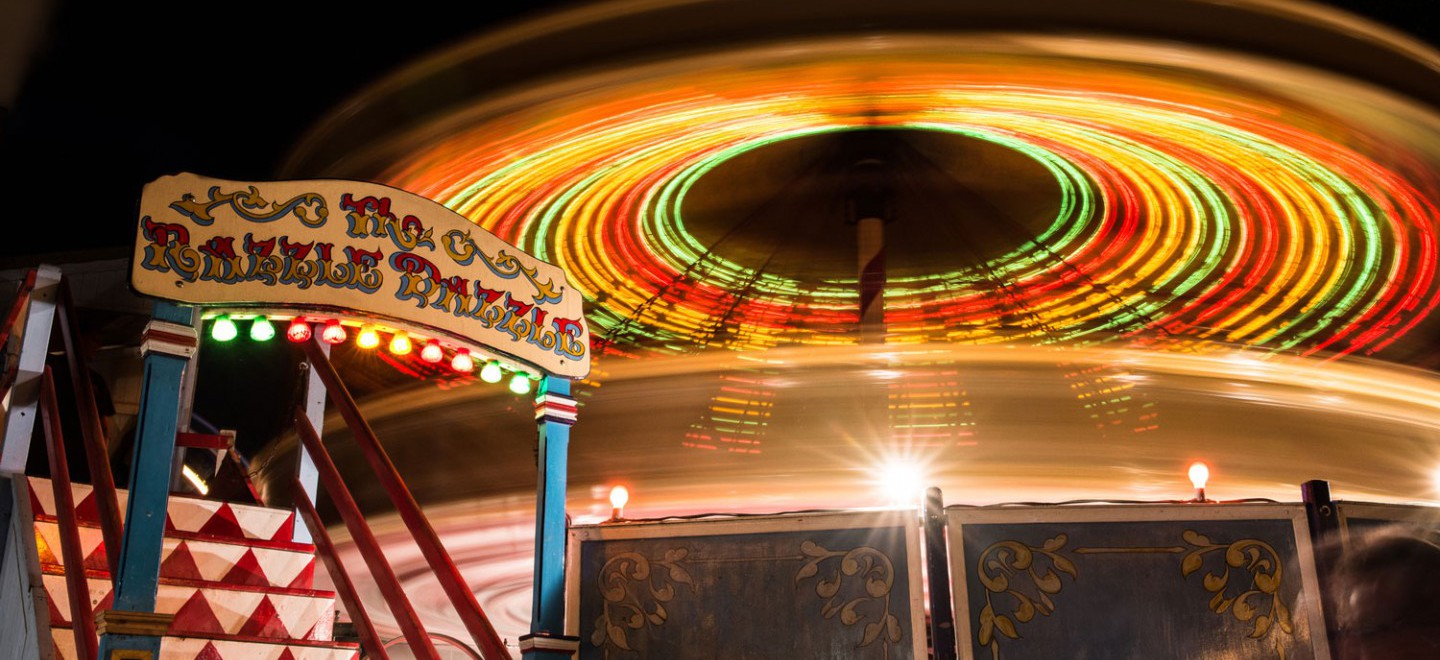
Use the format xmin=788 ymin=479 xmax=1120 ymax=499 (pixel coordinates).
xmin=876 ymin=460 xmax=925 ymax=507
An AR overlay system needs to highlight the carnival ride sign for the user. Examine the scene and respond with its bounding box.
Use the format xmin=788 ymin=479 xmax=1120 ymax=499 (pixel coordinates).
xmin=131 ymin=173 xmax=590 ymax=378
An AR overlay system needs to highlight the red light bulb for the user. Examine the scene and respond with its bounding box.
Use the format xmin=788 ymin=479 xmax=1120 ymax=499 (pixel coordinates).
xmin=451 ymin=349 xmax=474 ymax=373
xmin=286 ymin=318 xmax=312 ymax=343
xmin=321 ymin=320 xmax=347 ymax=345
xmin=420 ymin=340 xmax=444 ymax=363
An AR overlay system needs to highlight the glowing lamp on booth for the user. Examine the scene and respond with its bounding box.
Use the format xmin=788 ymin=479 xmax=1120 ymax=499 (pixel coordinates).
xmin=249 ymin=316 xmax=275 ymax=342
xmin=480 ymin=360 xmax=503 ymax=383
xmin=609 ymin=485 xmax=629 ymax=521
xmin=356 ymin=326 xmax=381 ymax=349
xmin=210 ymin=315 xmax=238 ymax=342
xmin=420 ymin=340 xmax=444 ymax=363
xmin=1189 ymin=462 xmax=1210 ymax=502
xmin=321 ymin=319 xmax=347 ymax=345
xmin=286 ymin=317 xmax=312 ymax=343
xmin=389 ymin=332 xmax=413 ymax=356
xmin=509 ymin=373 xmax=532 ymax=394
xmin=451 ymin=349 xmax=474 ymax=373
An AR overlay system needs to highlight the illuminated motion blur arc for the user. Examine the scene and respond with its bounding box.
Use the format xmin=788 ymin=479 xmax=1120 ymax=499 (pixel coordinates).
xmin=366 ymin=43 xmax=1440 ymax=359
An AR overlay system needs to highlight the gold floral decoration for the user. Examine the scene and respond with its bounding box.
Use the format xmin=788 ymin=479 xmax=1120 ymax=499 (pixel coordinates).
xmin=794 ymin=540 xmax=905 ymax=658
xmin=975 ymin=534 xmax=1077 ymax=660
xmin=591 ymin=548 xmax=695 ymax=654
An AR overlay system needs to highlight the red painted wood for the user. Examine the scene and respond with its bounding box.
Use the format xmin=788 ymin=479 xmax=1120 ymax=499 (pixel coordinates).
xmin=0 ymin=270 xmax=37 ymax=402
xmin=0 ymin=269 xmax=36 ymax=349
xmin=56 ymin=279 xmax=125 ymax=578
xmin=301 ymin=338 xmax=509 ymax=660
xmin=39 ymin=368 xmax=98 ymax=660
xmin=292 ymin=410 xmax=439 ymax=660
xmin=292 ymin=479 xmax=391 ymax=660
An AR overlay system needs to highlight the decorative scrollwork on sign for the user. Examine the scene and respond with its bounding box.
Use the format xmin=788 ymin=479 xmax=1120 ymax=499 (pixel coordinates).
xmin=975 ymin=534 xmax=1077 ymax=660
xmin=591 ymin=548 xmax=695 ymax=654
xmin=1180 ymin=530 xmax=1293 ymax=659
xmin=794 ymin=540 xmax=904 ymax=658
xmin=171 ymin=185 xmax=328 ymax=227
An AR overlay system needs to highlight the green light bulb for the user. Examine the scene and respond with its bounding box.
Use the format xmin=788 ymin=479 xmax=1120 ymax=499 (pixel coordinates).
xmin=509 ymin=373 xmax=532 ymax=394
xmin=249 ymin=316 xmax=275 ymax=342
xmin=480 ymin=360 xmax=503 ymax=383
xmin=211 ymin=315 xmax=238 ymax=342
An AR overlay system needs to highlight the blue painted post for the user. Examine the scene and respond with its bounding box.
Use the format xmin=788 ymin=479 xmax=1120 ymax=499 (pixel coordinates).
xmin=96 ymin=302 xmax=196 ymax=659
xmin=521 ymin=375 xmax=580 ymax=659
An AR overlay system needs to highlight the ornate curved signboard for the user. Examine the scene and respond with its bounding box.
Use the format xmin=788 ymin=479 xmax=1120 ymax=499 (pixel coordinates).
xmin=131 ymin=173 xmax=590 ymax=378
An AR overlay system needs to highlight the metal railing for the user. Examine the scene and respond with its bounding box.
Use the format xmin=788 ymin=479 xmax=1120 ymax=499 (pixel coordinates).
xmin=291 ymin=335 xmax=509 ymax=660
xmin=39 ymin=367 xmax=98 ymax=659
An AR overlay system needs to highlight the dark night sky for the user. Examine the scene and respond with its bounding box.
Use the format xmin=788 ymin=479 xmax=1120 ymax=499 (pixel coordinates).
xmin=0 ymin=0 xmax=1435 ymax=261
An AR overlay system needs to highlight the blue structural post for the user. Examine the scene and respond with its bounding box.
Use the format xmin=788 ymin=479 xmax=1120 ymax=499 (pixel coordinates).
xmin=96 ymin=302 xmax=196 ymax=659
xmin=522 ymin=375 xmax=580 ymax=659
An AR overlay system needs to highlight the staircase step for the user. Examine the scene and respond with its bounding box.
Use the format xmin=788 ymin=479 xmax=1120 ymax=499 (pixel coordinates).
xmin=43 ymin=574 xmax=337 ymax=642
xmin=29 ymin=477 xmax=296 ymax=543
xmin=51 ymin=629 xmax=359 ymax=660
xmin=34 ymin=519 xmax=316 ymax=589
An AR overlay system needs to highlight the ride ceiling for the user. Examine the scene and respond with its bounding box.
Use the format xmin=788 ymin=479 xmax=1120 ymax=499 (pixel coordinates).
xmin=287 ymin=2 xmax=1440 ymax=365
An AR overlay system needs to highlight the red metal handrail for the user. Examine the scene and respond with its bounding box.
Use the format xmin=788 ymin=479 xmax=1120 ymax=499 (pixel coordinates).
xmin=301 ymin=336 xmax=509 ymax=659
xmin=55 ymin=279 xmax=124 ymax=577
xmin=291 ymin=477 xmax=391 ymax=660
xmin=0 ymin=269 xmax=38 ymax=402
xmin=292 ymin=410 xmax=440 ymax=660
xmin=39 ymin=368 xmax=98 ymax=660
xmin=0 ymin=269 xmax=37 ymax=350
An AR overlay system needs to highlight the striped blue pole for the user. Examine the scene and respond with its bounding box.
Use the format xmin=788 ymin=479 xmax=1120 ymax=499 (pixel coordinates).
xmin=97 ymin=302 xmax=196 ymax=659
xmin=522 ymin=375 xmax=580 ymax=659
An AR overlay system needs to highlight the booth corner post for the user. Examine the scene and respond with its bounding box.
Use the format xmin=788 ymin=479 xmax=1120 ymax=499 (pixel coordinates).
xmin=525 ymin=375 xmax=580 ymax=659
xmin=96 ymin=301 xmax=196 ymax=660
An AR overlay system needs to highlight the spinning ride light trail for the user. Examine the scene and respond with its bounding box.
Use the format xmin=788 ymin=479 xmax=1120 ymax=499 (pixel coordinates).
xmin=377 ymin=47 xmax=1440 ymax=359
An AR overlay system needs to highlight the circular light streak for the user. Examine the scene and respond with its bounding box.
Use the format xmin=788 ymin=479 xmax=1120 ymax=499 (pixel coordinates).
xmin=371 ymin=45 xmax=1440 ymax=359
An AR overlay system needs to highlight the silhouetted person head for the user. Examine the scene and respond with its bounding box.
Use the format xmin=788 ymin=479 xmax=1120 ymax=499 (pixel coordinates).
xmin=1332 ymin=529 xmax=1440 ymax=659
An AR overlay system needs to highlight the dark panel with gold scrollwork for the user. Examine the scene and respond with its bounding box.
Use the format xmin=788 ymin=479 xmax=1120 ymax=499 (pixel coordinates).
xmin=567 ymin=511 xmax=926 ymax=660
xmin=947 ymin=505 xmax=1329 ymax=660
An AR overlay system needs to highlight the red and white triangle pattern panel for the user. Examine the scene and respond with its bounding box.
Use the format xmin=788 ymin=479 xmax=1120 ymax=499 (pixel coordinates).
xmin=34 ymin=521 xmax=316 ymax=589
xmin=52 ymin=631 xmax=359 ymax=660
xmin=29 ymin=478 xmax=296 ymax=542
xmin=44 ymin=575 xmax=337 ymax=641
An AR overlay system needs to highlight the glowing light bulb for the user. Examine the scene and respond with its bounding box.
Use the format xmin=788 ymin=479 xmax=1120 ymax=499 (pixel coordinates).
xmin=509 ymin=373 xmax=532 ymax=394
xmin=609 ymin=485 xmax=629 ymax=521
xmin=1188 ymin=462 xmax=1210 ymax=502
xmin=249 ymin=316 xmax=275 ymax=342
xmin=480 ymin=360 xmax=503 ymax=383
xmin=210 ymin=315 xmax=238 ymax=342
xmin=321 ymin=320 xmax=347 ymax=345
xmin=355 ymin=326 xmax=381 ymax=349
xmin=389 ymin=332 xmax=412 ymax=355
xmin=451 ymin=349 xmax=474 ymax=373
xmin=420 ymin=340 xmax=443 ymax=363
xmin=287 ymin=318 xmax=312 ymax=343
